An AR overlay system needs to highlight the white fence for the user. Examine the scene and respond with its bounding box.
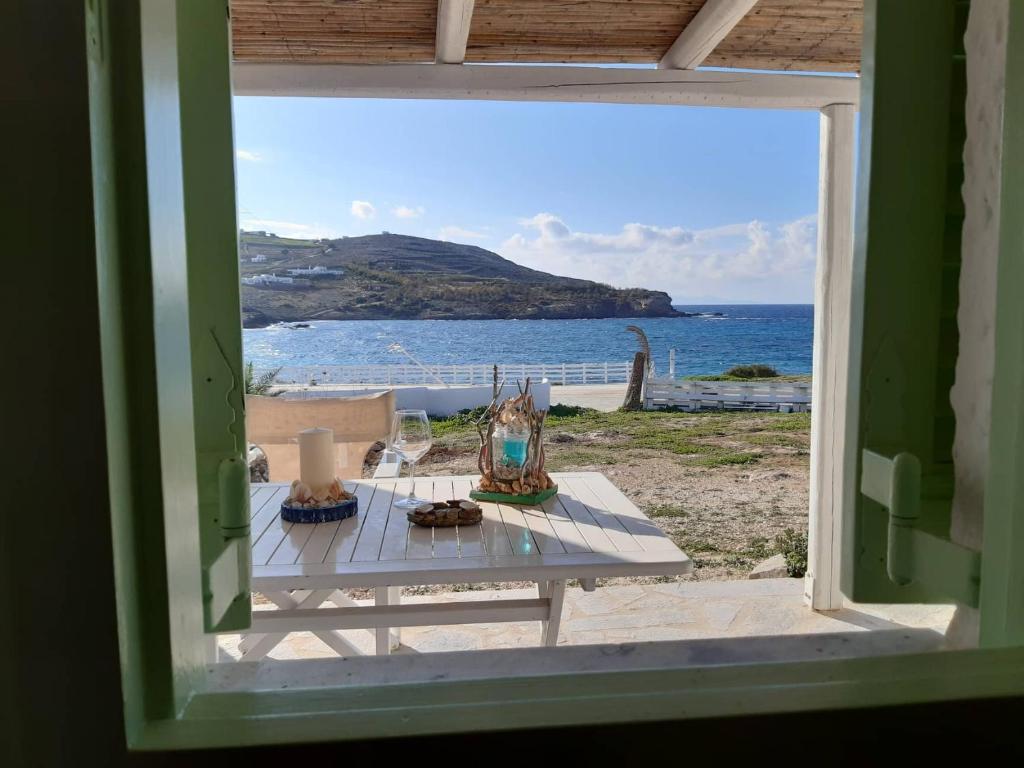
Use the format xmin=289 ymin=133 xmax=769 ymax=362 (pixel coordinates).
xmin=644 ymin=379 xmax=812 ymax=412
xmin=281 ymin=382 xmax=551 ymax=416
xmin=268 ymin=361 xmax=633 ymax=387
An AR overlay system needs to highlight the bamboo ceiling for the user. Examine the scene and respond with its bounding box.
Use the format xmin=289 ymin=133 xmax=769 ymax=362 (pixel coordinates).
xmin=230 ymin=0 xmax=862 ymax=73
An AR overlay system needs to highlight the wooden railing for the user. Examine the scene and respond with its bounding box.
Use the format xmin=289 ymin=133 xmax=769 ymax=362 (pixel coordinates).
xmin=644 ymin=378 xmax=812 ymax=412
xmin=265 ymin=361 xmax=634 ymax=387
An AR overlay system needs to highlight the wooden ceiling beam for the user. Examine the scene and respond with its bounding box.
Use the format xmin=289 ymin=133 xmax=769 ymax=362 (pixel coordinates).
xmin=659 ymin=0 xmax=760 ymax=70
xmin=435 ymin=0 xmax=475 ymax=64
xmin=233 ymin=62 xmax=859 ymax=111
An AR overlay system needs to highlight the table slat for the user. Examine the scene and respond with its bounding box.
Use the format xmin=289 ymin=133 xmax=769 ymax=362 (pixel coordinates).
xmin=299 ymin=481 xmax=372 ymax=564
xmin=551 ymin=491 xmax=619 ymax=553
xmin=496 ymin=502 xmax=540 ymax=556
xmin=452 ymin=477 xmax=486 ymax=557
xmin=252 ymin=515 xmax=293 ymax=567
xmin=477 ymin=500 xmax=514 ymax=557
xmin=581 ymin=474 xmax=682 ymax=552
xmin=349 ymin=481 xmax=397 ymax=563
xmin=250 ymin=486 xmax=291 ymax=547
xmin=520 ymin=505 xmax=567 ymax=554
xmin=247 ymin=485 xmax=274 ymax=520
xmin=268 ymin=514 xmax=317 ymax=565
xmin=559 ymin=476 xmax=643 ymax=552
xmin=405 ymin=479 xmax=435 ymax=560
xmin=540 ymin=495 xmax=592 ymax=554
xmin=429 ymin=478 xmax=461 ymax=559
xmin=377 ymin=477 xmax=414 ymax=562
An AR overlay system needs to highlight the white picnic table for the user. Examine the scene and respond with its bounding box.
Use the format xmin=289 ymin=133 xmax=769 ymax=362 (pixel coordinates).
xmin=236 ymin=472 xmax=691 ymax=660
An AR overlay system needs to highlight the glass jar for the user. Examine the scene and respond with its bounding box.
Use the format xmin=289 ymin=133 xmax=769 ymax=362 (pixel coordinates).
xmin=492 ymin=424 xmax=529 ymax=480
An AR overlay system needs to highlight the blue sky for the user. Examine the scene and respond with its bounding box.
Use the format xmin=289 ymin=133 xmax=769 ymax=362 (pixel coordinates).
xmin=233 ymin=97 xmax=821 ymax=303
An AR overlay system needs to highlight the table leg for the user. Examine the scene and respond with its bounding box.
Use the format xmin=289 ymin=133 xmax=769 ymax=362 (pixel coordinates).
xmin=240 ymin=589 xmax=345 ymax=661
xmin=536 ymin=580 xmax=550 ymax=639
xmin=542 ymin=580 xmax=566 ymax=646
xmin=375 ymin=586 xmax=402 ymax=654
xmin=238 ymin=589 xmax=311 ymax=658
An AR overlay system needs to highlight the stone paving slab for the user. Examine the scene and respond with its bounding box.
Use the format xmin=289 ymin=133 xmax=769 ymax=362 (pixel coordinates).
xmin=218 ymin=578 xmax=955 ymax=661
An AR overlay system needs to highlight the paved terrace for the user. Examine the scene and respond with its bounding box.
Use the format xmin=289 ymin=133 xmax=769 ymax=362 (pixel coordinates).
xmin=217 ymin=578 xmax=954 ymax=661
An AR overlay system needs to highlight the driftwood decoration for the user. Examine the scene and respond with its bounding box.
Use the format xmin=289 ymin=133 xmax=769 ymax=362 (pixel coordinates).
xmin=474 ymin=366 xmax=555 ymax=498
xmin=626 ymin=325 xmax=654 ymax=377
xmin=622 ymin=351 xmax=648 ymax=411
xmin=622 ymin=325 xmax=652 ymax=411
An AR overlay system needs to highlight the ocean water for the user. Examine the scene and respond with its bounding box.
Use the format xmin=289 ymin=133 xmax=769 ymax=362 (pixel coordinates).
xmin=243 ymin=304 xmax=813 ymax=377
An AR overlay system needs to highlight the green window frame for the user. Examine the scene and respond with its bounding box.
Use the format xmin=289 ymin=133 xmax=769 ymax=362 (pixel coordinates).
xmin=87 ymin=0 xmax=1024 ymax=750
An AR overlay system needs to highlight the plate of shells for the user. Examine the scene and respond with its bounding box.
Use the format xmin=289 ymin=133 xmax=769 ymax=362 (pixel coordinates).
xmin=407 ymin=499 xmax=483 ymax=527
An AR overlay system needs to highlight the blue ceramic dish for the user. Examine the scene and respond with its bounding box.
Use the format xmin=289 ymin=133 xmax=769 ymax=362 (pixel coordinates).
xmin=280 ymin=497 xmax=358 ymax=524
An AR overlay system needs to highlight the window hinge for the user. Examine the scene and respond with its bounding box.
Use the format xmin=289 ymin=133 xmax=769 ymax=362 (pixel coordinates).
xmin=861 ymin=449 xmax=981 ymax=607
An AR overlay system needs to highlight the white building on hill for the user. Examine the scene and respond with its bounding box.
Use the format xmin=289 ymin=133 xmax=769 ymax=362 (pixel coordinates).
xmin=241 ymin=274 xmax=293 ymax=286
xmin=287 ymin=265 xmax=343 ymax=276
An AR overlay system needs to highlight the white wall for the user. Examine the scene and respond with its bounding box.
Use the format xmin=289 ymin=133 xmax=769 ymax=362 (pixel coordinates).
xmin=946 ymin=0 xmax=1010 ymax=647
xmin=281 ymin=381 xmax=551 ymax=417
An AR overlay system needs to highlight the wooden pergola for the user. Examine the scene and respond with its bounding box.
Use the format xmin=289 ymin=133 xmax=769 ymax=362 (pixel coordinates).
xmin=230 ymin=0 xmax=860 ymax=71
xmin=230 ymin=0 xmax=860 ymax=613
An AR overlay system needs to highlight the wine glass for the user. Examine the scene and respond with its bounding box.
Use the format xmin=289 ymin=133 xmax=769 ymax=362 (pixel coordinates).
xmin=390 ymin=409 xmax=433 ymax=509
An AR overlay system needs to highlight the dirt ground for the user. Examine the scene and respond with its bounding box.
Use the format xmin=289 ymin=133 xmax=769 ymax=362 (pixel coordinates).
xmin=360 ymin=408 xmax=810 ymax=594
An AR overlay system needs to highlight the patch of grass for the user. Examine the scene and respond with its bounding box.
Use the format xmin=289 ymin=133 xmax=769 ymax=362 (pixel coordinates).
xmin=628 ymin=434 xmax=720 ymax=455
xmin=429 ymin=406 xmax=488 ymax=438
xmin=724 ymin=364 xmax=779 ymax=379
xmin=758 ymin=412 xmax=812 ymax=432
xmin=682 ymin=374 xmax=811 ymax=382
xmin=645 ymin=504 xmax=690 ymax=519
xmin=743 ymin=433 xmax=809 ymax=449
xmin=548 ymin=403 xmax=598 ymax=418
xmin=545 ymin=449 xmax=619 ymax=470
xmin=722 ymin=553 xmax=754 ymax=568
xmin=674 ymin=538 xmax=721 ymax=554
xmin=744 ymin=536 xmax=775 ymax=560
xmin=694 ymin=451 xmax=761 ymax=467
xmin=775 ymin=528 xmax=808 ymax=577
xmin=430 ymin=409 xmax=806 ymax=476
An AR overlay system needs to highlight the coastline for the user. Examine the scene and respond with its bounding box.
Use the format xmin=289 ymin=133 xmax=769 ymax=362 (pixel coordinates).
xmin=242 ymin=307 xmax=700 ymax=329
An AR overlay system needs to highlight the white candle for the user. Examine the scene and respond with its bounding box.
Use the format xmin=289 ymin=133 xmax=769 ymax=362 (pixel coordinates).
xmin=298 ymin=427 xmax=335 ymax=492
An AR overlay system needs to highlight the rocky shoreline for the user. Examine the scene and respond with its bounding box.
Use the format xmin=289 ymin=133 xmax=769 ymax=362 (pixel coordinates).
xmin=242 ymin=305 xmax=696 ymax=328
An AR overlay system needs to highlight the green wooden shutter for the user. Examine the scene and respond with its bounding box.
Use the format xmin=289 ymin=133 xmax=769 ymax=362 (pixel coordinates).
xmin=842 ymin=0 xmax=980 ymax=606
xmin=177 ymin=0 xmax=252 ymax=633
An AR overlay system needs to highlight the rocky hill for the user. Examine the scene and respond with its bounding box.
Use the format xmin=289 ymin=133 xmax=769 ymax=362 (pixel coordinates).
xmin=239 ymin=232 xmax=687 ymax=327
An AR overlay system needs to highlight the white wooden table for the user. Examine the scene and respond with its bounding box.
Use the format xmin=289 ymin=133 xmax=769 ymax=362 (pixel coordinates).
xmin=236 ymin=472 xmax=691 ymax=660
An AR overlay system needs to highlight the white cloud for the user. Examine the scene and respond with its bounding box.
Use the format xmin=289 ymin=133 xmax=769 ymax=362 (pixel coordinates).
xmin=235 ymin=149 xmax=263 ymax=162
xmin=239 ymin=217 xmax=339 ymax=240
xmin=393 ymin=205 xmax=425 ymax=219
xmin=350 ymin=200 xmax=376 ymax=220
xmin=438 ymin=225 xmax=488 ymax=242
xmin=500 ymin=212 xmax=818 ymax=303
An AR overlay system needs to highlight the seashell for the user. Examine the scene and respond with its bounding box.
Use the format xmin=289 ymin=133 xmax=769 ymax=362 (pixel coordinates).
xmin=312 ymin=485 xmax=331 ymax=502
xmin=291 ymin=481 xmax=313 ymax=503
xmin=328 ymin=478 xmax=344 ymax=499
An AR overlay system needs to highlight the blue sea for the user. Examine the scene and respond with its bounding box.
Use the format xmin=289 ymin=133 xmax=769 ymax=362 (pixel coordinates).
xmin=243 ymin=305 xmax=813 ymax=377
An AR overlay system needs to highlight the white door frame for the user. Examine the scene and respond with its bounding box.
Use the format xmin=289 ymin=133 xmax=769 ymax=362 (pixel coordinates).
xmin=807 ymin=103 xmax=858 ymax=610
xmin=234 ymin=63 xmax=859 ymax=612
